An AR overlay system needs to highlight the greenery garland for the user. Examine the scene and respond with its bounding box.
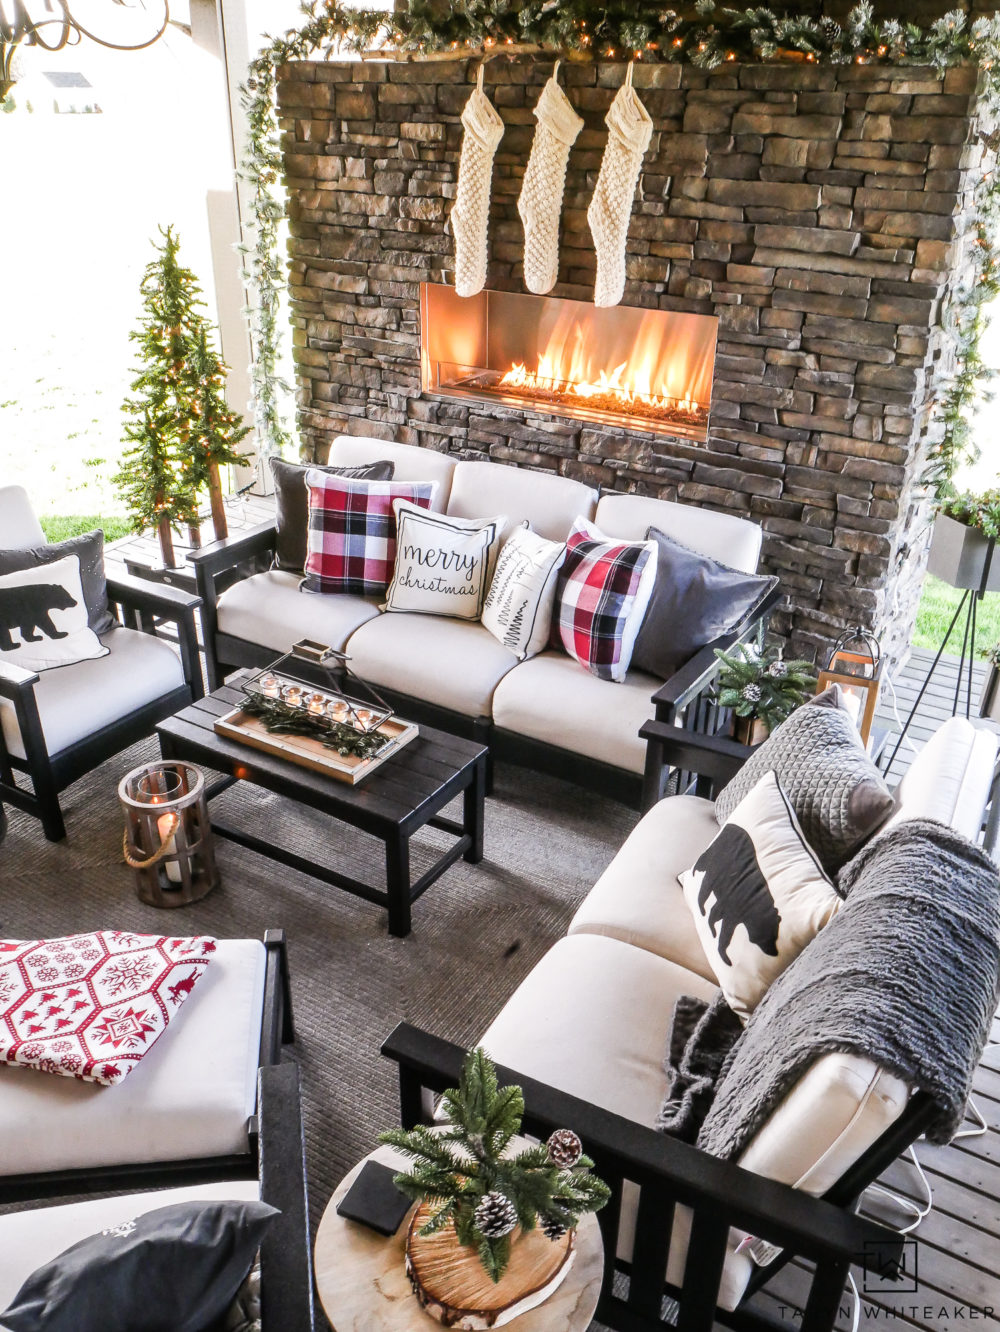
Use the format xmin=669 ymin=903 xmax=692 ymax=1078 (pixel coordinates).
xmin=239 ymin=1 xmax=1000 ymax=497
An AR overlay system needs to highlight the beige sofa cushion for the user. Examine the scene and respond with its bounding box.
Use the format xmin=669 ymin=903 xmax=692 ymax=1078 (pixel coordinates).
xmin=480 ymin=934 xmax=909 ymax=1313
xmin=595 ymin=492 xmax=761 ymax=574
xmin=0 ymin=1179 xmax=260 ymax=1310
xmin=447 ymin=460 xmax=596 ymax=541
xmin=344 ymin=612 xmax=519 ymax=717
xmin=883 ymin=714 xmax=998 ymax=841
xmin=491 ymin=650 xmax=661 ymax=774
xmin=569 ymin=794 xmax=719 ymax=981
xmin=0 ymin=940 xmax=266 ymax=1176
xmin=327 ymin=435 xmax=456 ymax=508
xmin=216 ymin=570 xmax=381 ymax=655
xmin=0 ymin=626 xmax=185 ymax=761
xmin=0 ymin=484 xmax=46 ymax=549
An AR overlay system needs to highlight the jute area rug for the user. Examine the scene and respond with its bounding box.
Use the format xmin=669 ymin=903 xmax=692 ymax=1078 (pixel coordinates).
xmin=0 ymin=736 xmax=637 ymax=1323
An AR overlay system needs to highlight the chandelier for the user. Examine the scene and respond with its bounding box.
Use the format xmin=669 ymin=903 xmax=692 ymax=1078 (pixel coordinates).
xmin=1 ymin=0 xmax=170 ymax=101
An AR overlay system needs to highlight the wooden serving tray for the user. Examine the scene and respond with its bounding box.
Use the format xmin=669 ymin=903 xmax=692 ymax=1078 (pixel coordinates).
xmin=214 ymin=707 xmax=419 ymax=785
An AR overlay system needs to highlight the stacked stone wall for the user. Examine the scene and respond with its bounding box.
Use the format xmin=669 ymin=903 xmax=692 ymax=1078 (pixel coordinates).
xmin=277 ymin=57 xmax=992 ymax=663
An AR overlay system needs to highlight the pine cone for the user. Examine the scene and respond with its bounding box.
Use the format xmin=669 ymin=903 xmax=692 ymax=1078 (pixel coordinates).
xmin=768 ymin=660 xmax=788 ymax=678
xmin=541 ymin=1214 xmax=568 ymax=1241
xmin=819 ymin=16 xmax=841 ymax=44
xmin=474 ymin=1191 xmax=518 ymax=1239
xmin=546 ymin=1128 xmax=583 ymax=1168
xmin=741 ymin=682 xmax=762 ymax=703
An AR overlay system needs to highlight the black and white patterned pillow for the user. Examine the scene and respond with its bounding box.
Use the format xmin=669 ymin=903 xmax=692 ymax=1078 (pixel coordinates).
xmin=0 ymin=554 xmax=109 ymax=672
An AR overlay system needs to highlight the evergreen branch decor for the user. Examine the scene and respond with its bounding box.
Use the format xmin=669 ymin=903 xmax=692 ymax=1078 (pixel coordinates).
xmin=714 ymin=639 xmax=817 ymax=734
xmin=241 ymin=687 xmax=390 ymax=758
xmin=379 ymin=1047 xmax=610 ymax=1283
xmin=240 ymin=1 xmax=1000 ymax=487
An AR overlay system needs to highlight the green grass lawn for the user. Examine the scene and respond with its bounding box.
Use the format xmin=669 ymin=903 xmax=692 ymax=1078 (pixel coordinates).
xmin=39 ymin=515 xmax=133 ymax=544
xmin=912 ymin=575 xmax=1000 ymax=657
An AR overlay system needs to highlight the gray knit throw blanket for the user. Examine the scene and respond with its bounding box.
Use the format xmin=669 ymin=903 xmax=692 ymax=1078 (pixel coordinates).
xmin=698 ymin=818 xmax=1000 ymax=1160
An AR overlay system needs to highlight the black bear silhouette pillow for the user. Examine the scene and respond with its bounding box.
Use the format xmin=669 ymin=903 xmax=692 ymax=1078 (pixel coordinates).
xmin=679 ymin=770 xmax=841 ymax=1021
xmin=0 ymin=554 xmax=109 ymax=673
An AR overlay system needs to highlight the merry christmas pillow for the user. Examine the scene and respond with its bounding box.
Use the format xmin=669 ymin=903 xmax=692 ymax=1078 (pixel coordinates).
xmin=0 ymin=931 xmax=216 ymax=1086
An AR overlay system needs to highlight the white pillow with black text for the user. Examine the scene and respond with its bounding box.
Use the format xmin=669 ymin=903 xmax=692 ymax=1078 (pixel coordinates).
xmin=679 ymin=770 xmax=842 ymax=1021
xmin=383 ymin=501 xmax=507 ymax=620
xmin=481 ymin=525 xmax=566 ymax=660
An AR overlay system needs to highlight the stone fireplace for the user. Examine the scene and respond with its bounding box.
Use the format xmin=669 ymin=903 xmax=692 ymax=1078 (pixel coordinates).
xmin=277 ymin=55 xmax=993 ymax=664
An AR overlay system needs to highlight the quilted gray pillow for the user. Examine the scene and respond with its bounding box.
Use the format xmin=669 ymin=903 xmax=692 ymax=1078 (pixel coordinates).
xmin=713 ymin=687 xmax=893 ymax=873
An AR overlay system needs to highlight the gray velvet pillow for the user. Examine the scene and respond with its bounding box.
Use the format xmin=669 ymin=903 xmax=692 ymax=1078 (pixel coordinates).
xmin=0 ymin=530 xmax=114 ymax=636
xmin=270 ymin=456 xmax=395 ymax=572
xmin=631 ymin=526 xmax=777 ymax=680
xmin=0 ymin=1200 xmax=277 ymax=1332
xmin=714 ymin=686 xmax=894 ymax=874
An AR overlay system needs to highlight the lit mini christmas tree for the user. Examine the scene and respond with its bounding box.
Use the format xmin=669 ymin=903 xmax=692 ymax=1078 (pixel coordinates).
xmin=114 ymin=226 xmax=250 ymax=566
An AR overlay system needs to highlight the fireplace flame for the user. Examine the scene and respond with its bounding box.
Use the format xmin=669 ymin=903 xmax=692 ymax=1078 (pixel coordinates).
xmin=497 ymin=307 xmax=708 ymax=417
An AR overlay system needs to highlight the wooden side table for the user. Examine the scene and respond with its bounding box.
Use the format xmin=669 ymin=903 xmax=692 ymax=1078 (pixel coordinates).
xmin=314 ymin=1143 xmax=604 ymax=1331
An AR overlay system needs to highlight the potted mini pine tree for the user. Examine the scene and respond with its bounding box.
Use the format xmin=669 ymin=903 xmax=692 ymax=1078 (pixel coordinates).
xmin=379 ymin=1048 xmax=608 ymax=1326
xmin=714 ymin=639 xmax=818 ymax=744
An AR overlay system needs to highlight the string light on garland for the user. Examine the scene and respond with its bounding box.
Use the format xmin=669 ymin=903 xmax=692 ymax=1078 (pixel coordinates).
xmin=239 ymin=0 xmax=1000 ymax=499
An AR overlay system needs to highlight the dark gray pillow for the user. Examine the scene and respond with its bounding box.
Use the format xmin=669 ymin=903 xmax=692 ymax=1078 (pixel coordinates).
xmin=0 ymin=1199 xmax=277 ymax=1332
xmin=631 ymin=526 xmax=778 ymax=680
xmin=714 ymin=687 xmax=894 ymax=874
xmin=0 ymin=530 xmax=114 ymax=635
xmin=270 ymin=456 xmax=394 ymax=572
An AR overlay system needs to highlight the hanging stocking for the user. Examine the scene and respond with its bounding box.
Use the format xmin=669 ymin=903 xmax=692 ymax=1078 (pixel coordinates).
xmin=451 ymin=65 xmax=505 ymax=299
xmin=587 ymin=62 xmax=653 ymax=308
xmin=517 ymin=62 xmax=583 ymax=295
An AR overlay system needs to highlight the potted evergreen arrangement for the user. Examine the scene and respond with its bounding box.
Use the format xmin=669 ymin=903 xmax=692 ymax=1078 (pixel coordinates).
xmin=714 ymin=639 xmax=818 ymax=745
xmin=927 ymin=487 xmax=1000 ymax=592
xmin=114 ymin=227 xmax=251 ymax=568
xmin=379 ymin=1048 xmax=609 ymax=1326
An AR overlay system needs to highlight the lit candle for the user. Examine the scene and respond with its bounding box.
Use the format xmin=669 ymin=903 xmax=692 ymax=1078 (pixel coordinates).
xmin=328 ymin=699 xmax=349 ymax=723
xmin=152 ymin=801 xmax=182 ymax=885
xmin=355 ymin=708 xmax=373 ymax=731
xmin=306 ymin=692 xmax=327 ymax=716
xmin=840 ymin=686 xmax=863 ymax=728
xmin=283 ymin=685 xmax=303 ymax=708
xmin=259 ymin=673 xmax=280 ymax=698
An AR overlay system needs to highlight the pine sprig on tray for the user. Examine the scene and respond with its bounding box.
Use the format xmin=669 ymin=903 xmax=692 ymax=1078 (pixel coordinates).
xmin=241 ymin=689 xmax=390 ymax=759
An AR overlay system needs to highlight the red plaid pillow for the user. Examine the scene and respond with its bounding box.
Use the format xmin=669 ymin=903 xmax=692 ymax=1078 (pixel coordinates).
xmin=552 ymin=519 xmax=658 ymax=682
xmin=0 ymin=931 xmax=215 ymax=1086
xmin=302 ymin=472 xmax=439 ymax=596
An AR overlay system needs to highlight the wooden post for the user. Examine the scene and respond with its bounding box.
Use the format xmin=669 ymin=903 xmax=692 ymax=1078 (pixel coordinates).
xmin=208 ymin=460 xmax=229 ymax=540
xmin=157 ymin=512 xmax=177 ymax=568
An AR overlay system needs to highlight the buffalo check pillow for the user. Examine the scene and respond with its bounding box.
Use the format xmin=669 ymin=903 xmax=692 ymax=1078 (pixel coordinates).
xmin=301 ymin=472 xmax=439 ymax=597
xmin=0 ymin=931 xmax=215 ymax=1086
xmin=551 ymin=518 xmax=658 ymax=682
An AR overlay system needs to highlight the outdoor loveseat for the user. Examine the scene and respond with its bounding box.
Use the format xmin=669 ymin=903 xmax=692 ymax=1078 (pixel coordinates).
xmin=383 ymin=712 xmax=1000 ymax=1332
xmin=190 ymin=437 xmax=780 ymax=807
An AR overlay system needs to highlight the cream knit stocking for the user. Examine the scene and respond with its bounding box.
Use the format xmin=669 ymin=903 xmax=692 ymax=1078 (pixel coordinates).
xmin=451 ymin=65 xmax=505 ymax=299
xmin=587 ymin=63 xmax=653 ymax=308
xmin=517 ymin=63 xmax=584 ymax=295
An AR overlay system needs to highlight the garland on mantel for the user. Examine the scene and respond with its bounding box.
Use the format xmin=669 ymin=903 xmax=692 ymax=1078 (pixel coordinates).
xmin=240 ymin=1 xmax=1000 ymax=495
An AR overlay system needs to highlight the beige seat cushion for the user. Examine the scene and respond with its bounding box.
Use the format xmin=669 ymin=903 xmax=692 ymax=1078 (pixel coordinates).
xmin=327 ymin=435 xmax=457 ymax=508
xmin=344 ymin=613 xmax=519 ymax=718
xmin=447 ymin=460 xmax=596 ymax=542
xmin=0 ymin=626 xmax=185 ymax=761
xmin=0 ymin=1178 xmax=260 ymax=1310
xmin=216 ymin=569 xmax=380 ymax=655
xmin=0 ymin=484 xmax=46 ymax=549
xmin=595 ymin=492 xmax=761 ymax=574
xmin=569 ymin=794 xmax=719 ymax=980
xmin=883 ymin=715 xmax=998 ymax=841
xmin=480 ymin=934 xmax=909 ymax=1313
xmin=491 ymin=650 xmax=661 ymax=774
xmin=0 ymin=940 xmax=266 ymax=1176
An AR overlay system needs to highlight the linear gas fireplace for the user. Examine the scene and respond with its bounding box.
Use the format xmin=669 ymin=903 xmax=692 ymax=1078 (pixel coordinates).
xmin=420 ymin=284 xmax=717 ymax=442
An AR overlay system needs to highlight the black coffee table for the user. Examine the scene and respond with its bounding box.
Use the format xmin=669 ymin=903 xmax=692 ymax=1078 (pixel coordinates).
xmin=156 ymin=675 xmax=487 ymax=937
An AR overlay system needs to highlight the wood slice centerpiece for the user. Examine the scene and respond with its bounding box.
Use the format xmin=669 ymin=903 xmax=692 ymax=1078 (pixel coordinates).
xmin=405 ymin=1202 xmax=575 ymax=1329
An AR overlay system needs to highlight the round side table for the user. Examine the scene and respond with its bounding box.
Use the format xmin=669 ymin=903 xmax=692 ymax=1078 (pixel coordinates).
xmin=314 ymin=1142 xmax=604 ymax=1331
